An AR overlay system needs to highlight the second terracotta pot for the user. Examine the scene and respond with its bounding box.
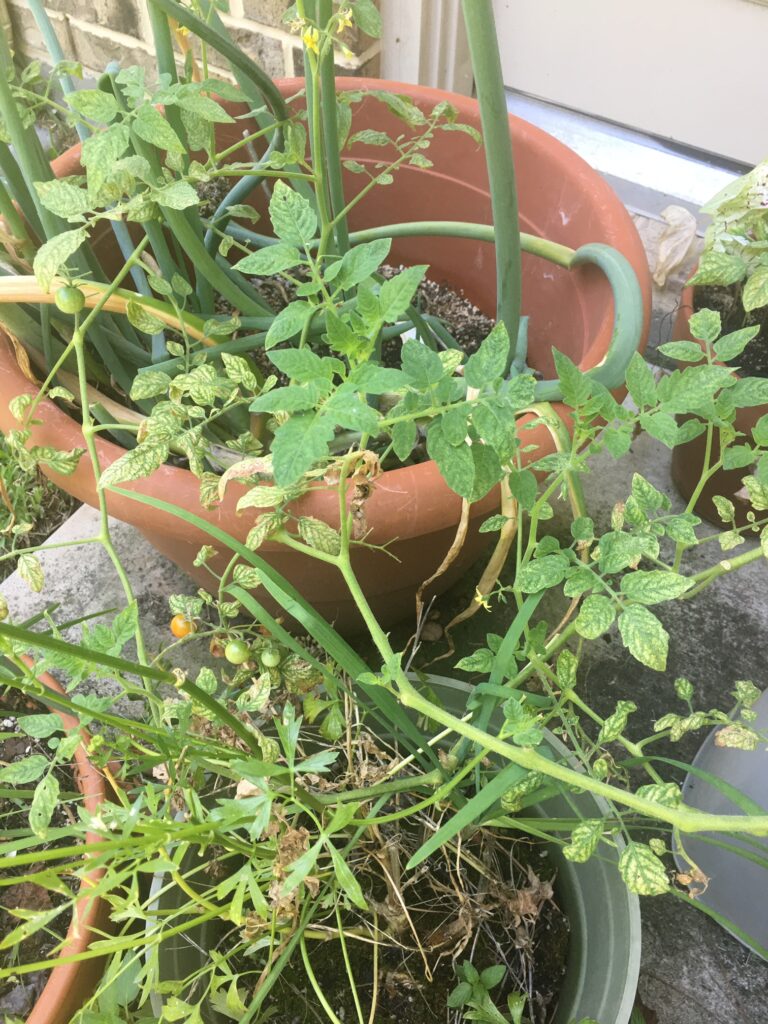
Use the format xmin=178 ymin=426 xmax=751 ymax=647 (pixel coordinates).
xmin=13 ymin=663 xmax=110 ymax=1024
xmin=0 ymin=79 xmax=651 ymax=633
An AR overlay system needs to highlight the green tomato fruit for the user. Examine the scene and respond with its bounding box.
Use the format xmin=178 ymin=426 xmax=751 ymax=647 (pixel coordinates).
xmin=54 ymin=285 xmax=86 ymax=314
xmin=260 ymin=648 xmax=282 ymax=669
xmin=224 ymin=639 xmax=251 ymax=665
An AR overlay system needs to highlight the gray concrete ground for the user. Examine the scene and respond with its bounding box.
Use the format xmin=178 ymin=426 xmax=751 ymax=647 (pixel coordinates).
xmin=2 ymin=215 xmax=767 ymax=1024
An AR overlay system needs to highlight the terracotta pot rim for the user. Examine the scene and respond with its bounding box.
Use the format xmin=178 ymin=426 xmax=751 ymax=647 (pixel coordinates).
xmin=20 ymin=660 xmax=108 ymax=1024
xmin=0 ymin=334 xmax=507 ymax=540
xmin=53 ymin=76 xmax=642 ymax=247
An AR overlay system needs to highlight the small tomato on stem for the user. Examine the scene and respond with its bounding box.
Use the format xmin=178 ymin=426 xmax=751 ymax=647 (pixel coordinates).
xmin=224 ymin=639 xmax=251 ymax=665
xmin=170 ymin=614 xmax=196 ymax=639
xmin=54 ymin=285 xmax=86 ymax=314
xmin=260 ymin=648 xmax=282 ymax=669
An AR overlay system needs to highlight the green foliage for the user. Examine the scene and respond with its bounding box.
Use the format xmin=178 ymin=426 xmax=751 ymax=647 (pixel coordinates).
xmin=447 ymin=960 xmax=526 ymax=1024
xmin=692 ymin=158 xmax=768 ymax=316
xmin=2 ymin=4 xmax=768 ymax=1019
xmin=0 ymin=431 xmax=74 ymax=583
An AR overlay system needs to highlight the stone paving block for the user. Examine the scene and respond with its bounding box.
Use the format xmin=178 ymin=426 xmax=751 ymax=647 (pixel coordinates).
xmin=1 ymin=505 xmax=203 ymax=713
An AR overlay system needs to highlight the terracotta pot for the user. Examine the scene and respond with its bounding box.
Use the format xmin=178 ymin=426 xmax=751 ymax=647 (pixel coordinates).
xmin=15 ymin=661 xmax=109 ymax=1024
xmin=0 ymin=79 xmax=651 ymax=633
xmin=670 ymin=284 xmax=766 ymax=526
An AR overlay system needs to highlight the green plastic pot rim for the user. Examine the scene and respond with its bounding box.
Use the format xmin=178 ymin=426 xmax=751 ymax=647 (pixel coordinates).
xmin=420 ymin=674 xmax=641 ymax=1024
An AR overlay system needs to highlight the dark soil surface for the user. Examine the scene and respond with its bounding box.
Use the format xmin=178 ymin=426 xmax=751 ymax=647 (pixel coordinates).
xmin=0 ymin=687 xmax=78 ymax=1020
xmin=253 ymin=265 xmax=495 ymax=390
xmin=196 ymin=176 xmax=234 ymax=220
xmin=258 ymin=822 xmax=569 ymax=1024
xmin=694 ymin=284 xmax=768 ymax=377
xmin=379 ymin=264 xmax=495 ymax=355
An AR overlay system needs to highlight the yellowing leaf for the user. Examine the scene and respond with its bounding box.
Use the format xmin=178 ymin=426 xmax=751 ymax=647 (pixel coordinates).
xmin=18 ymin=552 xmax=44 ymax=593
xmin=618 ymin=605 xmax=668 ymax=671
xmin=133 ymin=104 xmax=184 ymax=153
xmin=574 ymin=594 xmax=615 ymax=639
xmin=618 ymin=843 xmax=670 ymax=896
xmin=33 ymin=228 xmax=87 ymax=291
xmin=619 ymin=570 xmax=693 ymax=604
xmin=99 ymin=441 xmax=169 ymax=488
xmin=563 ymin=820 xmax=604 ymax=863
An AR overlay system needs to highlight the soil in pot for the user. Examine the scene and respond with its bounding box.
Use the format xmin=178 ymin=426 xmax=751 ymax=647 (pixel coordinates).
xmin=0 ymin=686 xmax=80 ymax=1020
xmin=693 ymin=284 xmax=768 ymax=377
xmin=227 ymin=264 xmax=496 ymax=402
xmin=172 ymin=265 xmax=502 ymax=485
xmin=240 ymin=817 xmax=568 ymax=1024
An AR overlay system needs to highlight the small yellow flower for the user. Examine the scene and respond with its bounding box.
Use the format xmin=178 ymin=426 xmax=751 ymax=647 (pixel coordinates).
xmin=337 ymin=7 xmax=354 ymax=31
xmin=474 ymin=587 xmax=491 ymax=611
xmin=302 ymin=26 xmax=320 ymax=53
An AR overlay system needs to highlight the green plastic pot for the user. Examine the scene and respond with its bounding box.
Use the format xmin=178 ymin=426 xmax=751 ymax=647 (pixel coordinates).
xmin=151 ymin=675 xmax=641 ymax=1024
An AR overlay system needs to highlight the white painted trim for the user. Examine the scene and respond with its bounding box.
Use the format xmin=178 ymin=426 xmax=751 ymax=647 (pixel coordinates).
xmin=379 ymin=0 xmax=471 ymax=94
xmin=507 ymin=91 xmax=740 ymax=214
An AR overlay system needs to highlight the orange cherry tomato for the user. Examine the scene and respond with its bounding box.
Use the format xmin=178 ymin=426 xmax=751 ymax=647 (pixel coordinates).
xmin=170 ymin=614 xmax=196 ymax=639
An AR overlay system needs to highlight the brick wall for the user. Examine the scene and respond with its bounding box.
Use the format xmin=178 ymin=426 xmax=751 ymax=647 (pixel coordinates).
xmin=6 ymin=0 xmax=381 ymax=84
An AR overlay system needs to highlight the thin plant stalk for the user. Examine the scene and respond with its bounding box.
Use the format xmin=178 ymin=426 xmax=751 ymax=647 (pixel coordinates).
xmin=318 ymin=0 xmax=350 ymax=254
xmin=461 ymin=0 xmax=522 ymax=373
xmin=0 ymin=29 xmax=64 ymax=238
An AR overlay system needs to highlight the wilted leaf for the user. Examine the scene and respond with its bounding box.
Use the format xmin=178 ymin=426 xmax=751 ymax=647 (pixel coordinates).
xmin=563 ymin=820 xmax=603 ymax=863
xmin=598 ymin=700 xmax=637 ymax=743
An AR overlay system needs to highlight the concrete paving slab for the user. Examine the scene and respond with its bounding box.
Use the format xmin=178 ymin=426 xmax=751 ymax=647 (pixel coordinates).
xmin=1 ymin=504 xmax=204 ymax=712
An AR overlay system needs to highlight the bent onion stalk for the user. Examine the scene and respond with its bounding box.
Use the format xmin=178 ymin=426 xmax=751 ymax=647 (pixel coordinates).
xmin=0 ymin=276 xmax=218 ymax=348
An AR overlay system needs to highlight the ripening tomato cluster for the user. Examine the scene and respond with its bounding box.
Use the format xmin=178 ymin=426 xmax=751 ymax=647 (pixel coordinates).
xmin=169 ymin=615 xmax=282 ymax=669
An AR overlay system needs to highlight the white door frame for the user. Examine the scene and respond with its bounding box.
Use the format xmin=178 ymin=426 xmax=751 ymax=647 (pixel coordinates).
xmin=379 ymin=0 xmax=472 ymax=95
